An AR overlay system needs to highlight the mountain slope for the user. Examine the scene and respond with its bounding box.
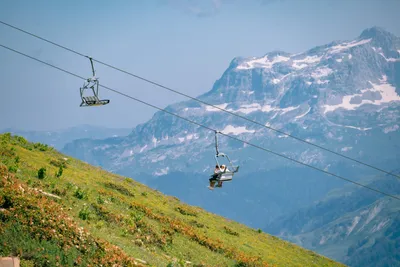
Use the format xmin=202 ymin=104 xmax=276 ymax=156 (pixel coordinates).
xmin=0 ymin=133 xmax=344 ymax=267
xmin=345 ymin=209 xmax=400 ymax=267
xmin=265 ymin=171 xmax=400 ymax=266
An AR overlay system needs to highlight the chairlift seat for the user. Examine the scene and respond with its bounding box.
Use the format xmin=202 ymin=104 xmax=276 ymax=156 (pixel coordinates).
xmin=216 ymin=165 xmax=239 ymax=182
xmin=218 ymin=172 xmax=233 ymax=182
xmin=80 ymin=95 xmax=110 ymax=107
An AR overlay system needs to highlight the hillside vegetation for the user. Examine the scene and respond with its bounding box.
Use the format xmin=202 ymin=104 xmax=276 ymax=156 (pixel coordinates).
xmin=0 ymin=133 xmax=344 ymax=266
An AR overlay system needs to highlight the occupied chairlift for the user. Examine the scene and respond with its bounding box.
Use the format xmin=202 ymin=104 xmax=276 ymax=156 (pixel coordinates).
xmin=79 ymin=57 xmax=110 ymax=107
xmin=212 ymin=131 xmax=240 ymax=182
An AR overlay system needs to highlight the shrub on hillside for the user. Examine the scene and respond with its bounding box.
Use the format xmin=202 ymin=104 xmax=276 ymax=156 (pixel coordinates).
xmin=37 ymin=167 xmax=46 ymax=179
xmin=175 ymin=205 xmax=198 ymax=217
xmin=97 ymin=195 xmax=105 ymax=204
xmin=50 ymin=159 xmax=67 ymax=168
xmin=33 ymin=142 xmax=50 ymax=151
xmin=55 ymin=166 xmax=63 ymax=178
xmin=8 ymin=165 xmax=17 ymax=173
xmin=51 ymin=187 xmax=67 ymax=197
xmin=104 ymin=182 xmax=134 ymax=197
xmin=223 ymin=226 xmax=239 ymax=237
xmin=79 ymin=206 xmax=91 ymax=220
xmin=74 ymin=187 xmax=88 ymax=200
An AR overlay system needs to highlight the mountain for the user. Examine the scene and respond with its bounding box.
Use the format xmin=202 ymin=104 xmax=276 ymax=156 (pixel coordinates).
xmin=0 ymin=125 xmax=132 ymax=150
xmin=62 ymin=26 xmax=400 ymax=173
xmin=265 ymin=170 xmax=400 ymax=267
xmin=0 ymin=133 xmax=344 ymax=267
xmin=62 ymin=26 xmax=400 ymax=225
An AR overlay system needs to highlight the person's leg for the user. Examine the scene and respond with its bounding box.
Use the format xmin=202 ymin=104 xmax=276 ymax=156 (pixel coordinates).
xmin=209 ymin=177 xmax=216 ymax=189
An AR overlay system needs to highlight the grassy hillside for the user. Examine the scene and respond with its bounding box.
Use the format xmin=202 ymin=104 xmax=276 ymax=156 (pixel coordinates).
xmin=0 ymin=133 xmax=344 ymax=267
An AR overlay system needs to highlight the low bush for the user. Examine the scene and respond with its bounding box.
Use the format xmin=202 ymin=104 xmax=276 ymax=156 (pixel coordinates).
xmin=37 ymin=167 xmax=46 ymax=179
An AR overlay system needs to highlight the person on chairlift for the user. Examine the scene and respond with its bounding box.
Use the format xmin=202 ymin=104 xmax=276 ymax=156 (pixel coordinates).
xmin=208 ymin=164 xmax=226 ymax=190
xmin=217 ymin=165 xmax=229 ymax=188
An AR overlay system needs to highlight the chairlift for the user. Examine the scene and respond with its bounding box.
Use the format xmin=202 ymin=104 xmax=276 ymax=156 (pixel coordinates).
xmin=79 ymin=57 xmax=110 ymax=107
xmin=211 ymin=131 xmax=240 ymax=182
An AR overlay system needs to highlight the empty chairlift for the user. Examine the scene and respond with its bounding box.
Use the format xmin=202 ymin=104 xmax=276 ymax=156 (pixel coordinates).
xmin=79 ymin=57 xmax=110 ymax=107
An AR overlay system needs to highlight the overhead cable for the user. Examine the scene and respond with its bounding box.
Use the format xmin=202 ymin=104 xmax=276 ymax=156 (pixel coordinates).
xmin=1 ymin=20 xmax=398 ymax=180
xmin=1 ymin=43 xmax=399 ymax=201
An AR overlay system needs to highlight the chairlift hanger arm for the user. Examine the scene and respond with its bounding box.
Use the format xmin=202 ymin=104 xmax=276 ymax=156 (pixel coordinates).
xmin=215 ymin=130 xmax=220 ymax=155
xmin=86 ymin=56 xmax=96 ymax=77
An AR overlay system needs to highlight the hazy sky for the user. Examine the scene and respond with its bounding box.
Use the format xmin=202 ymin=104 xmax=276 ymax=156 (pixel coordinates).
xmin=1 ymin=0 xmax=399 ymax=131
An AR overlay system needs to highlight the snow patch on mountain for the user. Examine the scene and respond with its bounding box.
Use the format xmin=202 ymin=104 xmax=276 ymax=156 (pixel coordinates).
xmin=272 ymin=78 xmax=281 ymax=84
xmin=341 ymin=147 xmax=353 ymax=152
xmin=261 ymin=105 xmax=299 ymax=114
xmin=221 ymin=125 xmax=255 ymax=135
xmin=383 ymin=125 xmax=399 ymax=133
xmin=358 ymin=202 xmax=384 ymax=232
xmin=294 ymin=106 xmax=311 ymax=120
xmin=139 ymin=145 xmax=147 ymax=153
xmin=379 ymin=52 xmax=400 ymax=62
xmin=370 ymin=218 xmax=390 ymax=233
xmin=206 ymin=103 xmax=229 ymax=111
xmin=151 ymin=155 xmax=167 ymax=163
xmin=319 ymin=235 xmax=327 ymax=245
xmin=206 ymin=102 xmax=300 ymax=115
xmin=311 ymin=67 xmax=333 ymax=79
xmin=154 ymin=167 xmax=169 ymax=176
xmin=237 ymin=55 xmax=291 ymax=70
xmin=236 ymin=103 xmax=264 ymax=114
xmin=328 ymin=38 xmax=372 ymax=54
xmin=323 ymin=76 xmax=400 ymax=113
xmin=241 ymin=90 xmax=254 ymax=95
xmin=298 ymin=150 xmax=324 ymax=165
xmin=373 ymin=47 xmax=400 ymax=62
xmin=345 ymin=125 xmax=372 ymax=131
xmin=292 ymin=55 xmax=322 ymax=69
xmin=152 ymin=136 xmax=158 ymax=147
xmin=182 ymin=133 xmax=199 ymax=141
xmin=347 ymin=216 xmax=361 ymax=236
xmin=292 ymin=63 xmax=308 ymax=69
xmin=316 ymin=80 xmax=329 ymax=85
xmin=120 ymin=148 xmax=134 ymax=158
xmin=326 ymin=120 xmax=373 ymax=131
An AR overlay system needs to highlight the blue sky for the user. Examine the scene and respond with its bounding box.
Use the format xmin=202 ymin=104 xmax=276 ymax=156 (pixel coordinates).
xmin=1 ymin=0 xmax=399 ymax=131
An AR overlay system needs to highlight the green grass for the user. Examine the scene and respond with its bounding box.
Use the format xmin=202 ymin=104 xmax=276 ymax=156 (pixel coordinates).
xmin=0 ymin=133 xmax=346 ymax=266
